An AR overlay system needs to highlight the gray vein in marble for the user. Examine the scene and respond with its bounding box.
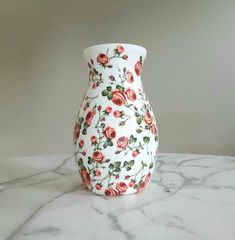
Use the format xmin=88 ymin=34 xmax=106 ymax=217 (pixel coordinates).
xmin=1 ymin=153 xmax=235 ymax=240
xmin=0 ymin=155 xmax=74 ymax=193
xmin=107 ymin=213 xmax=135 ymax=240
xmin=6 ymin=185 xmax=81 ymax=240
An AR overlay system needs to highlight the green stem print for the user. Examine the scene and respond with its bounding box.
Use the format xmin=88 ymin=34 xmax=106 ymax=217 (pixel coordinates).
xmin=87 ymin=59 xmax=103 ymax=88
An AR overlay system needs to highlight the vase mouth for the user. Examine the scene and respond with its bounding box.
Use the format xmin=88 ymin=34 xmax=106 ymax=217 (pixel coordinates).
xmin=83 ymin=43 xmax=147 ymax=59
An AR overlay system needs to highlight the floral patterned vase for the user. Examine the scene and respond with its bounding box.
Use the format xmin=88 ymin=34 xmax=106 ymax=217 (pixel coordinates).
xmin=73 ymin=43 xmax=159 ymax=196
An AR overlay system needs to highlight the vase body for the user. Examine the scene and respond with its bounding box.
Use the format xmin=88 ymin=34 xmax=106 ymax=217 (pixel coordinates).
xmin=73 ymin=43 xmax=159 ymax=196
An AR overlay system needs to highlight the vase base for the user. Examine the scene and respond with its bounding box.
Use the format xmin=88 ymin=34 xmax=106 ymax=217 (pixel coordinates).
xmin=84 ymin=183 xmax=150 ymax=197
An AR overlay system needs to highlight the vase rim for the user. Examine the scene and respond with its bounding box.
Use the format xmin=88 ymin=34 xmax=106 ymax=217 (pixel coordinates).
xmin=83 ymin=43 xmax=147 ymax=56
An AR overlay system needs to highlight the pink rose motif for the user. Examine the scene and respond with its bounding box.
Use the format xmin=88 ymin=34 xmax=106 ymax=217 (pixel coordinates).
xmin=109 ymin=75 xmax=115 ymax=81
xmin=97 ymin=53 xmax=109 ymax=66
xmin=92 ymin=83 xmax=97 ymax=89
xmin=73 ymin=123 xmax=81 ymax=144
xmin=111 ymin=89 xmax=126 ymax=106
xmin=117 ymin=136 xmax=129 ymax=149
xmin=105 ymin=106 xmax=112 ymax=114
xmin=125 ymin=70 xmax=134 ymax=83
xmin=132 ymin=150 xmax=138 ymax=158
xmin=79 ymin=140 xmax=84 ymax=147
xmin=80 ymin=168 xmax=91 ymax=187
xmin=125 ymin=88 xmax=137 ymax=101
xmin=144 ymin=111 xmax=153 ymax=126
xmin=129 ymin=181 xmax=135 ymax=187
xmin=137 ymin=181 xmax=146 ymax=193
xmin=92 ymin=151 xmax=105 ymax=163
xmin=116 ymin=182 xmax=127 ymax=193
xmin=105 ymin=188 xmax=119 ymax=197
xmin=145 ymin=172 xmax=151 ymax=184
xmin=85 ymin=109 xmax=96 ymax=126
xmin=104 ymin=127 xmax=116 ymax=139
xmin=150 ymin=123 xmax=157 ymax=135
xmin=134 ymin=60 xmax=142 ymax=76
xmin=95 ymin=170 xmax=101 ymax=176
xmin=95 ymin=184 xmax=102 ymax=190
xmin=91 ymin=135 xmax=97 ymax=143
xmin=116 ymin=45 xmax=125 ymax=54
xmin=113 ymin=110 xmax=121 ymax=118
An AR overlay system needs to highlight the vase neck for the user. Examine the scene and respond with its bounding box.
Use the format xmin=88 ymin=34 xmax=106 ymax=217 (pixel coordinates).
xmin=84 ymin=43 xmax=146 ymax=89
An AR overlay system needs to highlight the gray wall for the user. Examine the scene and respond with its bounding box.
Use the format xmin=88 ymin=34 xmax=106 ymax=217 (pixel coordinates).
xmin=0 ymin=0 xmax=235 ymax=158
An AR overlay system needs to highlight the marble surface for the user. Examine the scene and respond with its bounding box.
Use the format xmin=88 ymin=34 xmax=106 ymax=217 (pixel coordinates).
xmin=0 ymin=153 xmax=235 ymax=240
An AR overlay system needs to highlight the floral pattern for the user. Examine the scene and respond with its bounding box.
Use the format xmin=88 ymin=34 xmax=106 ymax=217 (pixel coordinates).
xmin=74 ymin=44 xmax=159 ymax=196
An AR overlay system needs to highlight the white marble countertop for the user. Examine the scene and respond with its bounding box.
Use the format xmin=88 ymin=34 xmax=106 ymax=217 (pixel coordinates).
xmin=0 ymin=153 xmax=235 ymax=240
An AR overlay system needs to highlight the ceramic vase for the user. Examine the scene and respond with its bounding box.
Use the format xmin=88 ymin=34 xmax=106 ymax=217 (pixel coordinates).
xmin=73 ymin=43 xmax=159 ymax=196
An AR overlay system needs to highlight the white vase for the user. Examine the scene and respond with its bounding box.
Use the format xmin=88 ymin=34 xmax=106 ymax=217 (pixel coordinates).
xmin=73 ymin=43 xmax=159 ymax=196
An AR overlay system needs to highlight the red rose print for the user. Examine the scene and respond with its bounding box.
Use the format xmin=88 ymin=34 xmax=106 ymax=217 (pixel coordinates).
xmin=116 ymin=182 xmax=127 ymax=193
xmin=91 ymin=135 xmax=97 ymax=143
xmin=145 ymin=172 xmax=151 ymax=184
xmin=92 ymin=83 xmax=97 ymax=89
xmin=144 ymin=111 xmax=153 ymax=126
xmin=116 ymin=45 xmax=124 ymax=54
xmin=150 ymin=123 xmax=157 ymax=135
xmin=129 ymin=181 xmax=135 ymax=187
xmin=134 ymin=60 xmax=142 ymax=76
xmin=117 ymin=136 xmax=129 ymax=149
xmin=74 ymin=46 xmax=159 ymax=195
xmin=95 ymin=184 xmax=102 ymax=190
xmin=125 ymin=88 xmax=137 ymax=101
xmin=80 ymin=168 xmax=91 ymax=186
xmin=125 ymin=70 xmax=134 ymax=83
xmin=105 ymin=106 xmax=112 ymax=114
xmin=85 ymin=109 xmax=96 ymax=126
xmin=132 ymin=150 xmax=138 ymax=158
xmin=113 ymin=110 xmax=121 ymax=118
xmin=109 ymin=75 xmax=115 ymax=81
xmin=105 ymin=188 xmax=119 ymax=197
xmin=104 ymin=127 xmax=116 ymax=139
xmin=97 ymin=53 xmax=109 ymax=66
xmin=79 ymin=140 xmax=84 ymax=147
xmin=73 ymin=123 xmax=81 ymax=144
xmin=95 ymin=170 xmax=101 ymax=176
xmin=92 ymin=151 xmax=105 ymax=163
xmin=111 ymin=89 xmax=126 ymax=106
xmin=137 ymin=181 xmax=146 ymax=192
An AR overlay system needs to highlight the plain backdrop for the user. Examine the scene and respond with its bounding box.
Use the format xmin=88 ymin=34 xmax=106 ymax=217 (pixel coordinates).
xmin=0 ymin=0 xmax=235 ymax=158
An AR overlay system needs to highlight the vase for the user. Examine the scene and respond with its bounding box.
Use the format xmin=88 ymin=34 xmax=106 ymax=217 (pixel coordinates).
xmin=73 ymin=43 xmax=159 ymax=196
